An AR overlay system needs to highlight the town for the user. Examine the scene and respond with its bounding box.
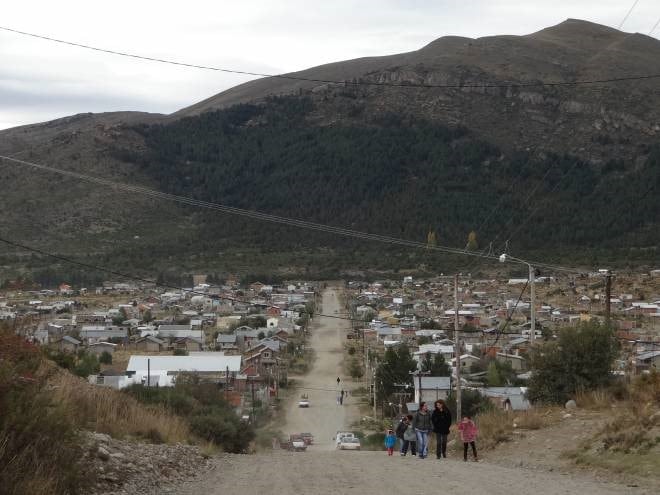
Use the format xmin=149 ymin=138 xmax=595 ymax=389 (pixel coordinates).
xmin=2 ymin=268 xmax=658 ymax=420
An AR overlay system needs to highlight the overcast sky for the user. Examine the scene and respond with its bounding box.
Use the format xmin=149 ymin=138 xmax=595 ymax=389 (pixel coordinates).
xmin=1 ymin=0 xmax=659 ymax=130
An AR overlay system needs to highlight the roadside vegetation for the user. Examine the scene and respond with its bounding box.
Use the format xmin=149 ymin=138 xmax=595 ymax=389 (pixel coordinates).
xmin=123 ymin=374 xmax=255 ymax=453
xmin=0 ymin=324 xmax=188 ymax=495
xmin=564 ymin=372 xmax=660 ymax=478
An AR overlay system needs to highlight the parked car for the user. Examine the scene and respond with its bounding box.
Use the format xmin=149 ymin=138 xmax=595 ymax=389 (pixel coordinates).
xmin=339 ymin=437 xmax=361 ymax=450
xmin=300 ymin=432 xmax=314 ymax=445
xmin=298 ymin=394 xmax=310 ymax=408
xmin=289 ymin=434 xmax=307 ymax=452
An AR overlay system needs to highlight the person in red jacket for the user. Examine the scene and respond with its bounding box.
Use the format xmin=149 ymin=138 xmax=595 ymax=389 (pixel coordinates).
xmin=457 ymin=415 xmax=478 ymax=462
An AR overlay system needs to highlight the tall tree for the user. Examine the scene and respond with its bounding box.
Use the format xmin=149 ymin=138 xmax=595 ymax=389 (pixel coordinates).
xmin=527 ymin=321 xmax=619 ymax=404
xmin=421 ymin=352 xmax=451 ymax=376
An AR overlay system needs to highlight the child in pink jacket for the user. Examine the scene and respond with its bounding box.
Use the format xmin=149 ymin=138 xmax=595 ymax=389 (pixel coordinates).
xmin=457 ymin=415 xmax=478 ymax=462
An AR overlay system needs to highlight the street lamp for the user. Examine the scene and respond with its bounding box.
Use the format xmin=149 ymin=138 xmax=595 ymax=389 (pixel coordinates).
xmin=499 ymin=254 xmax=538 ymax=343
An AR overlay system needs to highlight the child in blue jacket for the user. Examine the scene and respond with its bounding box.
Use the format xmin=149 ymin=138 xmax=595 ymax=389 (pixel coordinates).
xmin=384 ymin=429 xmax=397 ymax=456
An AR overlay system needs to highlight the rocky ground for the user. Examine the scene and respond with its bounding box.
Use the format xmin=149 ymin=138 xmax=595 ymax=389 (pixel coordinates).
xmin=85 ymin=432 xmax=213 ymax=495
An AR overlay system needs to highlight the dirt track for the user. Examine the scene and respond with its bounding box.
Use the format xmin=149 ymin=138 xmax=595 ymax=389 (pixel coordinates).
xmin=173 ymin=287 xmax=649 ymax=495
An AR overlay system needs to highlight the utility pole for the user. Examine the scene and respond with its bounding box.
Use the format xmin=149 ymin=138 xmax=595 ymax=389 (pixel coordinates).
xmin=225 ymin=365 xmax=229 ymax=401
xmin=454 ymin=273 xmax=461 ymax=421
xmin=529 ymin=264 xmax=536 ymax=344
xmin=605 ymin=271 xmax=613 ymax=326
xmin=372 ymin=366 xmax=377 ymax=418
xmin=249 ymin=376 xmax=256 ymax=421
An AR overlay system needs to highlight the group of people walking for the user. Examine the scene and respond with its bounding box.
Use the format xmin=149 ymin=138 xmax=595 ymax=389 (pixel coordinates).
xmin=386 ymin=400 xmax=478 ymax=461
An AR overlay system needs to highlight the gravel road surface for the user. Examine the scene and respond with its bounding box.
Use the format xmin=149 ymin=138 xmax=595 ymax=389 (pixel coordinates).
xmin=173 ymin=287 xmax=648 ymax=495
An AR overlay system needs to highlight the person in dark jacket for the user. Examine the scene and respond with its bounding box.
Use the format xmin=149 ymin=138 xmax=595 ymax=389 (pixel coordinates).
xmin=412 ymin=401 xmax=432 ymax=458
xmin=431 ymin=399 xmax=452 ymax=459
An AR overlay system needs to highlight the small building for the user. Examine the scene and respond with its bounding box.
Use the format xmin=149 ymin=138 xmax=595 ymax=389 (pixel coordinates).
xmin=413 ymin=376 xmax=452 ymax=403
xmin=87 ymin=342 xmax=118 ymax=356
xmin=133 ymin=335 xmax=167 ymax=352
xmin=496 ymin=352 xmax=527 ymax=371
xmin=58 ymin=335 xmax=81 ymax=353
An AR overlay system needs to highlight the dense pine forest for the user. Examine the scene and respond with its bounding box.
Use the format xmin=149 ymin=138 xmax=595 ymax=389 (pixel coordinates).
xmin=118 ymin=96 xmax=659 ymax=270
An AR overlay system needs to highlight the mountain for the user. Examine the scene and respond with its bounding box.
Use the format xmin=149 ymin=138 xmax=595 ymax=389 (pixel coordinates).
xmin=0 ymin=19 xmax=659 ymax=283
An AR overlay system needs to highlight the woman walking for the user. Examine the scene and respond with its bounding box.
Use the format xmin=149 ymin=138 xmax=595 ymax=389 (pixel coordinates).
xmin=412 ymin=401 xmax=432 ymax=459
xmin=431 ymin=399 xmax=452 ymax=459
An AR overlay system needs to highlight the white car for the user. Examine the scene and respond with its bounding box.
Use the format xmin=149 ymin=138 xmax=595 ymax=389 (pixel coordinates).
xmin=298 ymin=395 xmax=310 ymax=408
xmin=339 ymin=437 xmax=361 ymax=450
xmin=335 ymin=432 xmax=355 ymax=446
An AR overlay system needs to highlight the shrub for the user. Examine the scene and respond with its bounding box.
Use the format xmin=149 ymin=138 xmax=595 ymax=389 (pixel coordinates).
xmin=99 ymin=351 xmax=113 ymax=365
xmin=0 ymin=327 xmax=91 ymax=495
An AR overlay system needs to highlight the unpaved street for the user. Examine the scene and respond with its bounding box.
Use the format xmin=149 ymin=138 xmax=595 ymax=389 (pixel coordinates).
xmin=173 ymin=287 xmax=648 ymax=495
xmin=279 ymin=285 xmax=359 ymax=450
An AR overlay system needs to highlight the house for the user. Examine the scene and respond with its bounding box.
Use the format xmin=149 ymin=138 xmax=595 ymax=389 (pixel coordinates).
xmin=173 ymin=337 xmax=203 ymax=352
xmin=452 ymin=354 xmax=481 ymax=370
xmin=126 ymin=354 xmax=242 ymax=387
xmin=134 ymin=335 xmax=167 ymax=352
xmin=496 ymin=352 xmax=527 ymax=371
xmin=242 ymin=344 xmax=279 ymax=375
xmin=216 ymin=333 xmax=238 ymax=351
xmin=88 ymin=342 xmax=118 ymax=356
xmin=413 ymin=376 xmax=452 ymax=403
xmin=157 ymin=325 xmax=203 ymax=341
xmin=482 ymin=387 xmax=531 ymax=411
xmin=58 ymin=335 xmax=81 ymax=353
xmin=635 ymin=350 xmax=660 ymax=371
xmin=80 ymin=325 xmax=127 ymax=343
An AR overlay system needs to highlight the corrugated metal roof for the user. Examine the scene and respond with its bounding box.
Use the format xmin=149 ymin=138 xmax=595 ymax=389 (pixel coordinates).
xmin=126 ymin=355 xmax=242 ymax=373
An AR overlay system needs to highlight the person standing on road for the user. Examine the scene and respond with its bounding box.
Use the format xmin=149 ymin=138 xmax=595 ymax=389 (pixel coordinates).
xmin=401 ymin=414 xmax=417 ymax=456
xmin=412 ymin=401 xmax=432 ymax=459
xmin=395 ymin=415 xmax=407 ymax=451
xmin=431 ymin=399 xmax=452 ymax=459
xmin=384 ymin=429 xmax=397 ymax=456
xmin=458 ymin=415 xmax=479 ymax=462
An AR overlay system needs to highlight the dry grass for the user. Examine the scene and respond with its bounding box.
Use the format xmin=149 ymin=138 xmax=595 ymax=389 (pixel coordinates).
xmin=564 ymin=372 xmax=660 ymax=479
xmin=474 ymin=406 xmax=560 ymax=451
xmin=575 ymin=388 xmax=614 ymax=410
xmin=49 ymin=369 xmax=190 ymax=444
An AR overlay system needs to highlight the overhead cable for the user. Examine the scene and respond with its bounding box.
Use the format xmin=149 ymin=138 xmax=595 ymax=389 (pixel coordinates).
xmin=0 ymin=154 xmax=588 ymax=275
xmin=2 ymin=25 xmax=660 ymax=90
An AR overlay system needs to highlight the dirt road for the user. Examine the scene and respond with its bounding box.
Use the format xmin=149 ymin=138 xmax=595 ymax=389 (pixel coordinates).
xmin=173 ymin=287 xmax=649 ymax=495
xmin=279 ymin=286 xmax=359 ymax=450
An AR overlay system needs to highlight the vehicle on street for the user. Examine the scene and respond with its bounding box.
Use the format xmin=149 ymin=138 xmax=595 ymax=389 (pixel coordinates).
xmin=300 ymin=432 xmax=314 ymax=445
xmin=289 ymin=434 xmax=307 ymax=452
xmin=338 ymin=437 xmax=361 ymax=450
xmin=335 ymin=431 xmax=356 ymax=447
xmin=298 ymin=394 xmax=310 ymax=408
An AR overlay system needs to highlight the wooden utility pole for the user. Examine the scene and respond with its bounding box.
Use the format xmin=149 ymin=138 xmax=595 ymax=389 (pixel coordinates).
xmin=454 ymin=274 xmax=462 ymax=421
xmin=372 ymin=366 xmax=377 ymax=418
xmin=529 ymin=264 xmax=536 ymax=344
xmin=225 ymin=365 xmax=230 ymax=401
xmin=605 ymin=272 xmax=613 ymax=326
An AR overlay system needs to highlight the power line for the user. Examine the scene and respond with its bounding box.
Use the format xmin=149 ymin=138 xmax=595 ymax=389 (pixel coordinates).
xmin=0 ymin=154 xmax=587 ymax=275
xmin=649 ymin=16 xmax=660 ymax=35
xmin=619 ymin=0 xmax=641 ymax=29
xmin=2 ymin=25 xmax=660 ymax=90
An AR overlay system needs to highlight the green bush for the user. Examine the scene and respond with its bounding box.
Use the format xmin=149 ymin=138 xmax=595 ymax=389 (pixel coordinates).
xmin=123 ymin=379 xmax=255 ymax=453
xmin=99 ymin=351 xmax=113 ymax=365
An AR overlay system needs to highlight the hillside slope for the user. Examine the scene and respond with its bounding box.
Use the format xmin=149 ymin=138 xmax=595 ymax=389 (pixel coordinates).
xmin=175 ymin=19 xmax=660 ymax=164
xmin=0 ymin=19 xmax=659 ymax=280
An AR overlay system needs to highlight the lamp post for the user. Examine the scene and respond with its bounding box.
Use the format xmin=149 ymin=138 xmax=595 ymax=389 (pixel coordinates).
xmin=499 ymin=254 xmax=537 ymax=344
